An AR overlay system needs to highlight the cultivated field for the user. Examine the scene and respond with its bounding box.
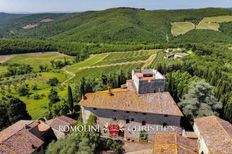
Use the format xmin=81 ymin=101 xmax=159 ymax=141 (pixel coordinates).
xmin=171 ymin=15 xmax=232 ymax=36
xmin=171 ymin=22 xmax=195 ymax=36
xmin=65 ymin=50 xmax=158 ymax=81
xmin=5 ymin=52 xmax=73 ymax=71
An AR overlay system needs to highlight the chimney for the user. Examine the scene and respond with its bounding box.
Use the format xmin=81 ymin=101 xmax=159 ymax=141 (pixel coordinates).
xmin=108 ymin=87 xmax=113 ymax=96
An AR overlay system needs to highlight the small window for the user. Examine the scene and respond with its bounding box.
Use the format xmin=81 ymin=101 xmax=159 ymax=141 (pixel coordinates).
xmin=164 ymin=115 xmax=168 ymax=117
xmin=131 ymin=118 xmax=134 ymax=121
xmin=142 ymin=121 xmax=146 ymax=126
xmin=142 ymin=113 xmax=147 ymax=115
xmin=113 ymin=110 xmax=117 ymax=112
xmin=163 ymin=122 xmax=168 ymax=127
xmin=126 ymin=111 xmax=130 ymax=113
xmin=93 ymin=108 xmax=97 ymax=110
xmin=113 ymin=117 xmax=117 ymax=121
xmin=126 ymin=119 xmax=130 ymax=124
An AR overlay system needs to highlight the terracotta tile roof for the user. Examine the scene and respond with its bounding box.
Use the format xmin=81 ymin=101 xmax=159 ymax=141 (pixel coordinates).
xmin=0 ymin=120 xmax=34 ymax=143
xmin=182 ymin=131 xmax=198 ymax=139
xmin=80 ymin=88 xmax=183 ymax=116
xmin=0 ymin=129 xmax=43 ymax=154
xmin=47 ymin=116 xmax=77 ymax=132
xmin=0 ymin=144 xmax=16 ymax=154
xmin=153 ymin=132 xmax=198 ymax=154
xmin=194 ymin=116 xmax=232 ymax=153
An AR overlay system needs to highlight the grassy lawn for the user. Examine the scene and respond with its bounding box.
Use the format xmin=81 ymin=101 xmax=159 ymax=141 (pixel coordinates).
xmin=171 ymin=22 xmax=195 ymax=36
xmin=6 ymin=52 xmax=73 ymax=71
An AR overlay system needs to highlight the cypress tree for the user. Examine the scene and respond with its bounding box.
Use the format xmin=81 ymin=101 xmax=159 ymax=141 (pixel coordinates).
xmin=67 ymin=85 xmax=74 ymax=113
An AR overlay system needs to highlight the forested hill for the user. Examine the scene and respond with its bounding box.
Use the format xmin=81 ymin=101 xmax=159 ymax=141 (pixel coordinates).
xmin=0 ymin=13 xmax=27 ymax=22
xmin=0 ymin=7 xmax=232 ymax=44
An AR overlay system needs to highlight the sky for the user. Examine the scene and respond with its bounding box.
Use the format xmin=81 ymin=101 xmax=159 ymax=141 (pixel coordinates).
xmin=0 ymin=0 xmax=232 ymax=13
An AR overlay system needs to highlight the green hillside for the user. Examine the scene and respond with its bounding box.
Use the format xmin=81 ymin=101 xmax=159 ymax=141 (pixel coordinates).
xmin=0 ymin=13 xmax=26 ymax=22
xmin=1 ymin=8 xmax=232 ymax=44
xmin=0 ymin=13 xmax=67 ymax=37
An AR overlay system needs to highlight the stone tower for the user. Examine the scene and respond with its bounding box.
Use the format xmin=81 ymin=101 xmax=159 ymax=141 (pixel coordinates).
xmin=132 ymin=69 xmax=165 ymax=94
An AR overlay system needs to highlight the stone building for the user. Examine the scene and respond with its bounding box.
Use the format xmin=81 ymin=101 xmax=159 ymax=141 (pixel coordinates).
xmin=0 ymin=116 xmax=77 ymax=154
xmin=193 ymin=116 xmax=232 ymax=154
xmin=81 ymin=69 xmax=183 ymax=141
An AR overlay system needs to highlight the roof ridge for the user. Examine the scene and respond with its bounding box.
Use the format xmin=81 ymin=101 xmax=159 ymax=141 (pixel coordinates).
xmin=177 ymin=144 xmax=198 ymax=154
xmin=214 ymin=116 xmax=232 ymax=140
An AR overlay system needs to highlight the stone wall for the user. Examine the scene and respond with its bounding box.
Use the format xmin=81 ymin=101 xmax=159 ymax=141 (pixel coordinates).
xmin=82 ymin=107 xmax=182 ymax=141
xmin=137 ymin=79 xmax=165 ymax=94
xmin=132 ymin=71 xmax=166 ymax=94
xmin=193 ymin=124 xmax=209 ymax=154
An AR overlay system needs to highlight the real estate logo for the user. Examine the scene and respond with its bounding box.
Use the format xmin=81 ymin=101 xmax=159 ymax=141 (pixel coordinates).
xmin=104 ymin=122 xmax=124 ymax=137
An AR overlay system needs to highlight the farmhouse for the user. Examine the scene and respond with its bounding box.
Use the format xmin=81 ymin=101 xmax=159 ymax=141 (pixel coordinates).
xmin=81 ymin=69 xmax=183 ymax=141
xmin=193 ymin=116 xmax=232 ymax=154
xmin=0 ymin=116 xmax=77 ymax=154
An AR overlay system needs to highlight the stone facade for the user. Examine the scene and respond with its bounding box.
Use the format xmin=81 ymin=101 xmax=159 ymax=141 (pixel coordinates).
xmin=81 ymin=69 xmax=182 ymax=141
xmin=132 ymin=70 xmax=165 ymax=94
xmin=193 ymin=123 xmax=209 ymax=154
xmin=82 ymin=107 xmax=181 ymax=141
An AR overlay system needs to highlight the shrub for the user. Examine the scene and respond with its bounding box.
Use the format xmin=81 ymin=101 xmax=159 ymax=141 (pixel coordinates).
xmin=139 ymin=130 xmax=148 ymax=142
xmin=47 ymin=77 xmax=59 ymax=86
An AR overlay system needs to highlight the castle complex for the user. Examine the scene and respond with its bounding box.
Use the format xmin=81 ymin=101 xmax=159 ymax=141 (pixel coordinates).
xmin=81 ymin=69 xmax=183 ymax=140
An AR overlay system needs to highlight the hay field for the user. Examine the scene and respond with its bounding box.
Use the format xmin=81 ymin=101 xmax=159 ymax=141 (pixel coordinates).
xmin=171 ymin=22 xmax=195 ymax=36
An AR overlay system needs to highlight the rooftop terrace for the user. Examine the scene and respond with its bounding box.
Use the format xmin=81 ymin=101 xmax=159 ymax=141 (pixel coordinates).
xmin=133 ymin=69 xmax=165 ymax=81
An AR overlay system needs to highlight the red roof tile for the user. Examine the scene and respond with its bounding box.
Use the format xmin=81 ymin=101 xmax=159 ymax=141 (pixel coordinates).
xmin=194 ymin=116 xmax=232 ymax=153
xmin=80 ymin=88 xmax=183 ymax=116
xmin=153 ymin=132 xmax=198 ymax=154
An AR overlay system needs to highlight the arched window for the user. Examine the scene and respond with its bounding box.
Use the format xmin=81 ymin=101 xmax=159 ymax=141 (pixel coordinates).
xmin=113 ymin=117 xmax=117 ymax=121
xmin=142 ymin=121 xmax=146 ymax=126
